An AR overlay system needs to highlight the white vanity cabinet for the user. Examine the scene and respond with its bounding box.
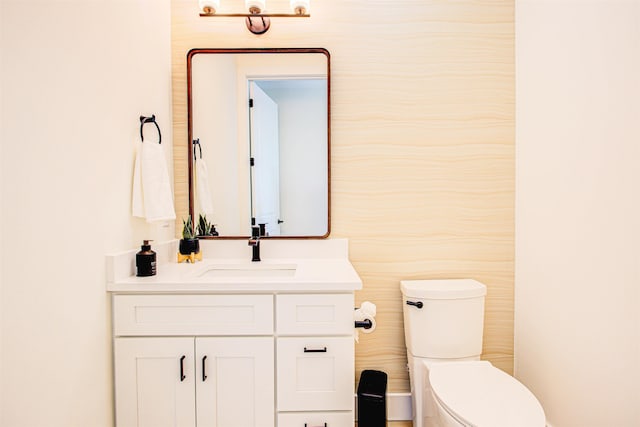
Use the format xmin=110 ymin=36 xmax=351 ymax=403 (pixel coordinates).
xmin=114 ymin=336 xmax=274 ymax=427
xmin=275 ymin=293 xmax=355 ymax=425
xmin=111 ymin=292 xmax=355 ymax=427
xmin=112 ymin=294 xmax=275 ymax=427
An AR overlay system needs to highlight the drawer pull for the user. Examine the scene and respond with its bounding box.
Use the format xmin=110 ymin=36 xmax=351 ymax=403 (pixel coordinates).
xmin=179 ymin=355 xmax=186 ymax=382
xmin=304 ymin=424 xmax=327 ymax=427
xmin=202 ymin=355 xmax=207 ymax=382
xmin=303 ymin=347 xmax=327 ymax=353
xmin=406 ymin=300 xmax=424 ymax=309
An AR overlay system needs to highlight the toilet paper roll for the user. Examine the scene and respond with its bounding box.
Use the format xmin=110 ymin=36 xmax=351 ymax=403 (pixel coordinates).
xmin=354 ymin=301 xmax=377 ymax=342
xmin=360 ymin=301 xmax=377 ymax=317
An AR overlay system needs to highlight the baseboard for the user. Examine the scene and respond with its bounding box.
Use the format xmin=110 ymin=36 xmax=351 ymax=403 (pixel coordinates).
xmin=354 ymin=392 xmax=413 ymax=421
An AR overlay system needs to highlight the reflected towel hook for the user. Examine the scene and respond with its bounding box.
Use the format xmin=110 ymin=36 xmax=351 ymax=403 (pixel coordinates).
xmin=139 ymin=115 xmax=161 ymax=144
xmin=193 ymin=138 xmax=202 ymax=161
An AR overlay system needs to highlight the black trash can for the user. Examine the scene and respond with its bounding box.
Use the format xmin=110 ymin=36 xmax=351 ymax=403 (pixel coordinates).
xmin=357 ymin=369 xmax=387 ymax=427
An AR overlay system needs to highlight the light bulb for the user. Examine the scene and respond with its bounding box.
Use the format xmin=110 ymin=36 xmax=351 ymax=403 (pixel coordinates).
xmin=199 ymin=0 xmax=219 ymax=14
xmin=245 ymin=0 xmax=266 ymax=14
xmin=290 ymin=0 xmax=309 ymax=15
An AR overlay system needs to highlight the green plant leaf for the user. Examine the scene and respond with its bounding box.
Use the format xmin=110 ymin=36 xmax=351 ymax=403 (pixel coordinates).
xmin=182 ymin=215 xmax=196 ymax=239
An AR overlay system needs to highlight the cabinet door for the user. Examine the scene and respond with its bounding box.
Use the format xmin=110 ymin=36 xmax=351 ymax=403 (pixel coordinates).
xmin=114 ymin=337 xmax=196 ymax=427
xmin=196 ymin=337 xmax=275 ymax=427
xmin=277 ymin=336 xmax=354 ymax=411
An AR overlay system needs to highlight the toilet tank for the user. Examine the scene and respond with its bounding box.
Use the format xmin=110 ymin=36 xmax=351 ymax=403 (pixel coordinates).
xmin=401 ymin=279 xmax=487 ymax=359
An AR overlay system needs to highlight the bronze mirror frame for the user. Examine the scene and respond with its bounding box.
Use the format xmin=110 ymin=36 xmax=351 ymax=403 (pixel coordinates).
xmin=187 ymin=47 xmax=331 ymax=239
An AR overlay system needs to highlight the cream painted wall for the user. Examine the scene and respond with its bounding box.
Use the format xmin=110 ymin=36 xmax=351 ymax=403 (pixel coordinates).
xmin=172 ymin=4 xmax=514 ymax=424
xmin=515 ymin=1 xmax=640 ymax=426
xmin=0 ymin=0 xmax=4 ymax=412
xmin=0 ymin=1 xmax=173 ymax=426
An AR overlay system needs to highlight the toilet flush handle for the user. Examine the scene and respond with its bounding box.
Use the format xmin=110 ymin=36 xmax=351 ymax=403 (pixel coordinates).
xmin=406 ymin=300 xmax=424 ymax=309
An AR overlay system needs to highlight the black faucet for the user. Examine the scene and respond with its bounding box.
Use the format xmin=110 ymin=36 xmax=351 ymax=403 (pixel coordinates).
xmin=248 ymin=225 xmax=261 ymax=262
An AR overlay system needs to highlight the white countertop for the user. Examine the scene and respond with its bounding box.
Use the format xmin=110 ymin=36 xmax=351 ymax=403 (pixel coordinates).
xmin=106 ymin=239 xmax=362 ymax=294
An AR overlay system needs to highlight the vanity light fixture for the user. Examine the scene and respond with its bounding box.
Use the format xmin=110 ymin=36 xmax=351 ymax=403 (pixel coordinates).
xmin=198 ymin=0 xmax=310 ymax=35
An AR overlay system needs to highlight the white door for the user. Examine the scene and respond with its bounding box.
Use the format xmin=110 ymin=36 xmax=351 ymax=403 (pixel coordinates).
xmin=114 ymin=337 xmax=196 ymax=427
xmin=196 ymin=337 xmax=275 ymax=427
xmin=249 ymin=81 xmax=281 ymax=236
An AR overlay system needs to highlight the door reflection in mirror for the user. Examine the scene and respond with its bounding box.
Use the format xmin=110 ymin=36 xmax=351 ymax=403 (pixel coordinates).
xmin=249 ymin=79 xmax=327 ymax=237
xmin=249 ymin=80 xmax=281 ymax=237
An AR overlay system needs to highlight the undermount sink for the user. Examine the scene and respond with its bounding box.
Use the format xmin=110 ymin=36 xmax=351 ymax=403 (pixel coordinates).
xmin=195 ymin=263 xmax=297 ymax=278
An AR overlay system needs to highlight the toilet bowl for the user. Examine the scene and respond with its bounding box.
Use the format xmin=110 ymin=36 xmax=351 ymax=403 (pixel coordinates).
xmin=428 ymin=361 xmax=545 ymax=427
xmin=401 ymin=279 xmax=545 ymax=427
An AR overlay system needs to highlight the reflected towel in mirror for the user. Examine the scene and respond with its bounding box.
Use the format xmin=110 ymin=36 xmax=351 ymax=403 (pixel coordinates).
xmin=132 ymin=141 xmax=176 ymax=222
xmin=196 ymin=157 xmax=214 ymax=218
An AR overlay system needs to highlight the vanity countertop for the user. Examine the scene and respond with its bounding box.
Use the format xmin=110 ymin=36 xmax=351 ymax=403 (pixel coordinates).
xmin=107 ymin=257 xmax=362 ymax=293
xmin=106 ymin=239 xmax=362 ymax=294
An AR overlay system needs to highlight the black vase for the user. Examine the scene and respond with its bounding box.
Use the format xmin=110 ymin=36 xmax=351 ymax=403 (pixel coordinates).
xmin=179 ymin=238 xmax=200 ymax=255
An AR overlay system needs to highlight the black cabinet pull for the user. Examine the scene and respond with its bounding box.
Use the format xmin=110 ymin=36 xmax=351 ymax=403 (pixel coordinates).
xmin=179 ymin=355 xmax=186 ymax=382
xmin=406 ymin=300 xmax=424 ymax=309
xmin=303 ymin=347 xmax=327 ymax=353
xmin=304 ymin=423 xmax=327 ymax=427
xmin=202 ymin=355 xmax=208 ymax=382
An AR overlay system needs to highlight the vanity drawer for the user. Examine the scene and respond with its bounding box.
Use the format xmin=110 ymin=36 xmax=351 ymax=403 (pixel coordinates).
xmin=277 ymin=411 xmax=353 ymax=427
xmin=277 ymin=336 xmax=354 ymax=411
xmin=113 ymin=294 xmax=273 ymax=336
xmin=276 ymin=294 xmax=354 ymax=335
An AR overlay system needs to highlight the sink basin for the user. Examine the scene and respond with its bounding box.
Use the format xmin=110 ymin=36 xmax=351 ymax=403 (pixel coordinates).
xmin=195 ymin=263 xmax=297 ymax=278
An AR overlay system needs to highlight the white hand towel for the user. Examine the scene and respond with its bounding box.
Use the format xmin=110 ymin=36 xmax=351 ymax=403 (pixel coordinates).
xmin=132 ymin=141 xmax=176 ymax=222
xmin=196 ymin=158 xmax=215 ymax=218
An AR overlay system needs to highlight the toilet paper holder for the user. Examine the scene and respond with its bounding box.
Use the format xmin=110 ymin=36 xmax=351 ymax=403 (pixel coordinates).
xmin=354 ymin=302 xmax=377 ymax=335
xmin=354 ymin=303 xmax=375 ymax=329
xmin=354 ymin=318 xmax=373 ymax=329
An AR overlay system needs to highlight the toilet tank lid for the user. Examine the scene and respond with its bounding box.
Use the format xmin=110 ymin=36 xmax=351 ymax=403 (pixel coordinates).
xmin=400 ymin=279 xmax=486 ymax=299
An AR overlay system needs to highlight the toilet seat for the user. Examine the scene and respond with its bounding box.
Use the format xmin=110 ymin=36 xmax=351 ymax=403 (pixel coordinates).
xmin=429 ymin=361 xmax=545 ymax=427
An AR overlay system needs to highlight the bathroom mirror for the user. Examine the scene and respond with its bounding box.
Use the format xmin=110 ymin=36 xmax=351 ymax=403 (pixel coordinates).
xmin=187 ymin=48 xmax=330 ymax=238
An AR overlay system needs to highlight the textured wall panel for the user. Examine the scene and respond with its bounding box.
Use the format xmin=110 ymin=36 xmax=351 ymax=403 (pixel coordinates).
xmin=171 ymin=0 xmax=515 ymax=416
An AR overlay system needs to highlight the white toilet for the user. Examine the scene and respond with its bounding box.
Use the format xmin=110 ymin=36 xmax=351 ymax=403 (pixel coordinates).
xmin=401 ymin=279 xmax=546 ymax=427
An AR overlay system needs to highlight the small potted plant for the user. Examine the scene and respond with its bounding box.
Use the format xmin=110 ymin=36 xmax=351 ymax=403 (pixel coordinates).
xmin=179 ymin=215 xmax=200 ymax=256
xmin=197 ymin=214 xmax=219 ymax=237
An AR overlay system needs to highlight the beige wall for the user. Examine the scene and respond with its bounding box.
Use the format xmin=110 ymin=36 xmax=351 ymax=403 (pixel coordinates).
xmin=515 ymin=1 xmax=640 ymax=426
xmin=172 ymin=1 xmax=514 ymax=424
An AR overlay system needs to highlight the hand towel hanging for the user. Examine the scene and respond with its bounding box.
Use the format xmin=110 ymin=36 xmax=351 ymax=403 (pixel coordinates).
xmin=132 ymin=116 xmax=176 ymax=222
xmin=194 ymin=139 xmax=215 ymax=218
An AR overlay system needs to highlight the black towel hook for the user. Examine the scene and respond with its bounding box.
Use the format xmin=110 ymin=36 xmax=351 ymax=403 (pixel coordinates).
xmin=193 ymin=138 xmax=202 ymax=161
xmin=139 ymin=115 xmax=161 ymax=144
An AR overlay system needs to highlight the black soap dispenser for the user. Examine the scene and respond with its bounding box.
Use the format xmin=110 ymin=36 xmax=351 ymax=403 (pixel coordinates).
xmin=136 ymin=240 xmax=156 ymax=277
